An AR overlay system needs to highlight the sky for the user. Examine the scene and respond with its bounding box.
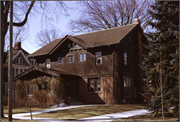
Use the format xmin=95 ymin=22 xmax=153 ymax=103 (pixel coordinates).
xmin=21 ymin=1 xmax=81 ymax=54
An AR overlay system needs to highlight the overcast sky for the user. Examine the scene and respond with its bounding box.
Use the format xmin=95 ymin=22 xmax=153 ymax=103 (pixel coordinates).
xmin=21 ymin=1 xmax=81 ymax=54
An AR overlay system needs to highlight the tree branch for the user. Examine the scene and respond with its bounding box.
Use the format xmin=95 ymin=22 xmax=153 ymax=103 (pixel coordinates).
xmin=7 ymin=1 xmax=35 ymax=27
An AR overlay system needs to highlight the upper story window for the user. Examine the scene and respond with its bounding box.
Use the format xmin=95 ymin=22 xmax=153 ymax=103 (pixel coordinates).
xmin=57 ymin=57 xmax=63 ymax=64
xmin=79 ymin=54 xmax=86 ymax=62
xmin=88 ymin=78 xmax=101 ymax=92
xmin=30 ymin=60 xmax=36 ymax=66
xmin=68 ymin=43 xmax=71 ymax=48
xmin=124 ymin=53 xmax=127 ymax=65
xmin=46 ymin=59 xmax=50 ymax=64
xmin=72 ymin=42 xmax=76 ymax=47
xmin=95 ymin=52 xmax=102 ymax=65
xmin=46 ymin=59 xmax=50 ymax=68
xmin=68 ymin=42 xmax=76 ymax=48
xmin=68 ymin=55 xmax=74 ymax=63
xmin=14 ymin=68 xmax=27 ymax=77
xmin=16 ymin=57 xmax=23 ymax=64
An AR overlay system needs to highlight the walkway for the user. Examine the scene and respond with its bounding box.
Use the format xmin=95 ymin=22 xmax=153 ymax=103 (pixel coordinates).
xmin=4 ymin=105 xmax=150 ymax=121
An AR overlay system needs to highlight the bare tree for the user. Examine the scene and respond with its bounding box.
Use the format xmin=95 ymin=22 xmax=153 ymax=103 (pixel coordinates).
xmin=4 ymin=26 xmax=28 ymax=52
xmin=69 ymin=0 xmax=153 ymax=34
xmin=1 ymin=1 xmax=68 ymax=117
xmin=35 ymin=28 xmax=62 ymax=47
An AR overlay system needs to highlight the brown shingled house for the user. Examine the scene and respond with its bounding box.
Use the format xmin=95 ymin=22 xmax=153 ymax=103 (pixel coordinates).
xmin=14 ymin=19 xmax=148 ymax=104
xmin=3 ymin=42 xmax=35 ymax=98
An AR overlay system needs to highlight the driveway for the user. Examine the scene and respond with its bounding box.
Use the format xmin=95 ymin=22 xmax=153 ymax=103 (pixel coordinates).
xmin=5 ymin=105 xmax=150 ymax=121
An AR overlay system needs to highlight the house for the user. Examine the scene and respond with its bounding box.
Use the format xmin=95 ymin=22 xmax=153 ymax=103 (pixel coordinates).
xmin=13 ymin=18 xmax=149 ymax=104
xmin=3 ymin=42 xmax=36 ymax=98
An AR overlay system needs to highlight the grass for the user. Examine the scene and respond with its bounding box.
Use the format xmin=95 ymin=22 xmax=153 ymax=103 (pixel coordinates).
xmin=3 ymin=106 xmax=52 ymax=115
xmin=0 ymin=117 xmax=36 ymax=122
xmin=114 ymin=113 xmax=179 ymax=121
xmin=25 ymin=104 xmax=148 ymax=120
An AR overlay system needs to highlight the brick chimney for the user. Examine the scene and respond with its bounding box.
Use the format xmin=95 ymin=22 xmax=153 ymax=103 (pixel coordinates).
xmin=133 ymin=18 xmax=141 ymax=25
xmin=14 ymin=42 xmax=21 ymax=50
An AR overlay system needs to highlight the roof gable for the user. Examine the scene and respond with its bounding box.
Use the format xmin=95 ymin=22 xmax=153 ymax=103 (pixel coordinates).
xmin=49 ymin=35 xmax=87 ymax=55
xmin=13 ymin=50 xmax=31 ymax=66
xmin=29 ymin=24 xmax=140 ymax=57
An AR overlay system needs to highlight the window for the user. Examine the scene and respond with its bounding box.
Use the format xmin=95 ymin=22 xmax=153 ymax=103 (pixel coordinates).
xmin=46 ymin=59 xmax=50 ymax=68
xmin=124 ymin=53 xmax=127 ymax=65
xmin=88 ymin=78 xmax=101 ymax=92
xmin=68 ymin=55 xmax=74 ymax=63
xmin=57 ymin=57 xmax=63 ymax=64
xmin=15 ymin=68 xmax=19 ymax=76
xmin=30 ymin=60 xmax=36 ymax=66
xmin=68 ymin=43 xmax=71 ymax=48
xmin=46 ymin=59 xmax=50 ymax=64
xmin=72 ymin=42 xmax=75 ymax=47
xmin=123 ymin=76 xmax=131 ymax=87
xmin=95 ymin=52 xmax=102 ymax=65
xmin=27 ymin=84 xmax=36 ymax=94
xmin=79 ymin=54 xmax=86 ymax=62
xmin=14 ymin=68 xmax=25 ymax=77
xmin=16 ymin=57 xmax=23 ymax=64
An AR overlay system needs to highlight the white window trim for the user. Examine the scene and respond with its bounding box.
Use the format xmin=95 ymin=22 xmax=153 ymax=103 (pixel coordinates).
xmin=16 ymin=57 xmax=23 ymax=64
xmin=68 ymin=55 xmax=74 ymax=63
xmin=12 ymin=50 xmax=32 ymax=66
xmin=57 ymin=57 xmax=63 ymax=64
xmin=14 ymin=67 xmax=27 ymax=77
xmin=79 ymin=54 xmax=86 ymax=62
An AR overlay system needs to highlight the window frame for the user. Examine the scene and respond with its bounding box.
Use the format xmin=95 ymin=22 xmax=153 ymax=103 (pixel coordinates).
xmin=68 ymin=55 xmax=74 ymax=63
xmin=124 ymin=52 xmax=127 ymax=65
xmin=79 ymin=54 xmax=86 ymax=62
xmin=14 ymin=68 xmax=25 ymax=77
xmin=88 ymin=77 xmax=101 ymax=92
xmin=95 ymin=52 xmax=102 ymax=65
xmin=16 ymin=57 xmax=23 ymax=64
xmin=123 ymin=76 xmax=131 ymax=87
xmin=57 ymin=57 xmax=63 ymax=64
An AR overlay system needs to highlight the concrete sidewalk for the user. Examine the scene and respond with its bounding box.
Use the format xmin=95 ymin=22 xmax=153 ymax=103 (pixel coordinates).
xmin=5 ymin=105 xmax=150 ymax=121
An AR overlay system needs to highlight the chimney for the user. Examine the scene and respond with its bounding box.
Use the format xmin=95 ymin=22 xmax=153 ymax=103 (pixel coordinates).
xmin=14 ymin=42 xmax=21 ymax=50
xmin=133 ymin=18 xmax=141 ymax=25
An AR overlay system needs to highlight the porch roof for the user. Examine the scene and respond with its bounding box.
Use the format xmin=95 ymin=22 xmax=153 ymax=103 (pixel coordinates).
xmin=13 ymin=66 xmax=77 ymax=81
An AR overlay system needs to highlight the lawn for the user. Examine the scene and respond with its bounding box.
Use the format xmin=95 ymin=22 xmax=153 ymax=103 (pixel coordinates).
xmin=114 ymin=113 xmax=179 ymax=121
xmin=3 ymin=106 xmax=52 ymax=115
xmin=25 ymin=104 xmax=148 ymax=120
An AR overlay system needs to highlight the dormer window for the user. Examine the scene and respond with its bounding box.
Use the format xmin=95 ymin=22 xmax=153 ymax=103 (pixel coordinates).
xmin=72 ymin=42 xmax=75 ymax=47
xmin=57 ymin=57 xmax=63 ymax=64
xmin=95 ymin=52 xmax=102 ymax=65
xmin=16 ymin=57 xmax=23 ymax=64
xmin=68 ymin=43 xmax=71 ymax=48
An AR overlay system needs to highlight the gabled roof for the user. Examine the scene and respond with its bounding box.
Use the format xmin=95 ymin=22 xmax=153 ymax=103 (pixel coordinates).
xmin=29 ymin=24 xmax=139 ymax=57
xmin=5 ymin=48 xmax=30 ymax=64
xmin=13 ymin=66 xmax=77 ymax=81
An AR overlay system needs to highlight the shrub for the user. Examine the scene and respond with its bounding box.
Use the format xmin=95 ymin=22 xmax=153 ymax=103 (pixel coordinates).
xmin=33 ymin=90 xmax=48 ymax=107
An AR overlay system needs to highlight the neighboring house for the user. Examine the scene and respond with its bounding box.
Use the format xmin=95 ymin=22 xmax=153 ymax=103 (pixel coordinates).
xmin=3 ymin=42 xmax=36 ymax=98
xmin=13 ymin=18 xmax=149 ymax=104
